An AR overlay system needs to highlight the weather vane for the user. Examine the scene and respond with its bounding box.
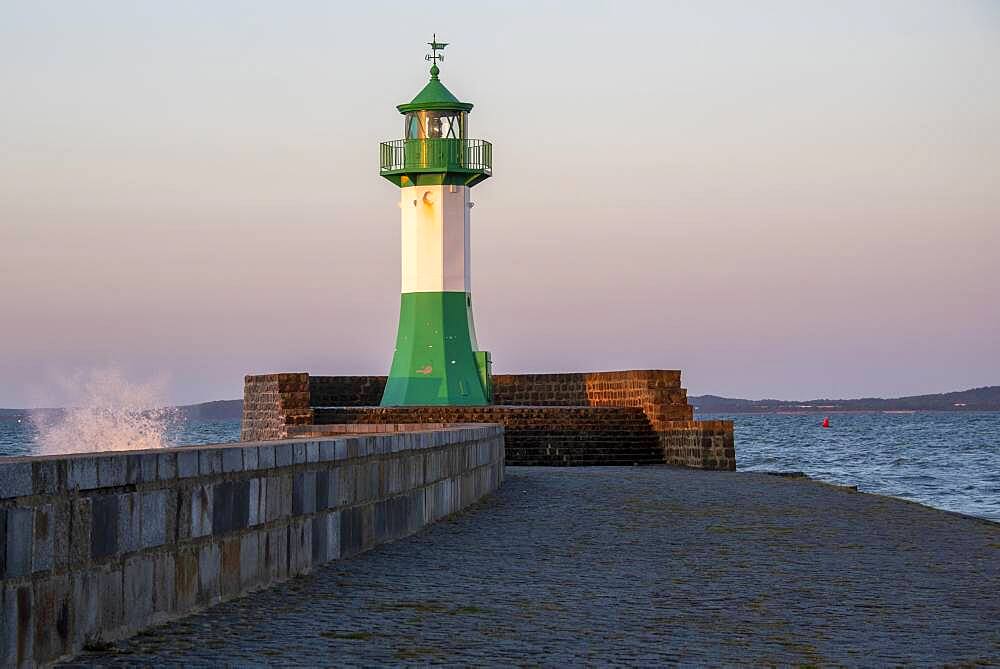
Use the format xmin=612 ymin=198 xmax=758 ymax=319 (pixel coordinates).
xmin=425 ymin=33 xmax=448 ymax=76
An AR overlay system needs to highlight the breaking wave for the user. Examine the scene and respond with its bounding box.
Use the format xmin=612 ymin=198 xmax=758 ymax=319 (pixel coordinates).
xmin=31 ymin=369 xmax=181 ymax=455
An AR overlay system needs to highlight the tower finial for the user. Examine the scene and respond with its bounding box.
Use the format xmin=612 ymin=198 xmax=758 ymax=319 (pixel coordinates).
xmin=425 ymin=33 xmax=448 ymax=79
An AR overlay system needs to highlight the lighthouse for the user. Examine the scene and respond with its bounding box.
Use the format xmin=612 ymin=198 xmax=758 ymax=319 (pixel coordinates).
xmin=379 ymin=36 xmax=493 ymax=406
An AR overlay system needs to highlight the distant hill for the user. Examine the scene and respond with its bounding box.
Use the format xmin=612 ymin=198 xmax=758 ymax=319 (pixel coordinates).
xmin=690 ymin=386 xmax=1000 ymax=413
xmin=3 ymin=387 xmax=998 ymax=420
xmin=0 ymin=408 xmax=27 ymax=421
xmin=176 ymin=399 xmax=242 ymax=420
xmin=0 ymin=400 xmax=243 ymax=422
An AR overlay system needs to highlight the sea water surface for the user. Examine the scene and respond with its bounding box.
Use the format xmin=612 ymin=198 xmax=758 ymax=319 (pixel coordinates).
xmin=0 ymin=418 xmax=242 ymax=459
xmin=703 ymin=411 xmax=1000 ymax=522
xmin=1 ymin=412 xmax=997 ymax=521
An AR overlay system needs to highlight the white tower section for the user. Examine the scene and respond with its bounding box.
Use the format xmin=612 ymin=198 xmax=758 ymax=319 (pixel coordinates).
xmin=399 ymin=184 xmax=471 ymax=294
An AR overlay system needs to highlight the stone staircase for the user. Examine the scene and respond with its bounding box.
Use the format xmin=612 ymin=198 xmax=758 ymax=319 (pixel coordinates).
xmin=313 ymin=406 xmax=664 ymax=467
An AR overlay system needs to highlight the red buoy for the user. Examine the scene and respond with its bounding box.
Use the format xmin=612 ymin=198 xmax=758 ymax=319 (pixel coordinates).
xmin=822 ymin=417 xmax=830 ymax=428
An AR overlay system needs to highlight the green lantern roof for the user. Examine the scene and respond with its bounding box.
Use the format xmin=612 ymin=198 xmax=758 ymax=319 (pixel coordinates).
xmin=397 ymin=76 xmax=473 ymax=113
xmin=397 ymin=36 xmax=473 ymax=114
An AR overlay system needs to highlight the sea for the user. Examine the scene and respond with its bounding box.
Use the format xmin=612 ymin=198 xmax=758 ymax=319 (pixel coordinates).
xmin=703 ymin=411 xmax=1000 ymax=522
xmin=1 ymin=412 xmax=998 ymax=522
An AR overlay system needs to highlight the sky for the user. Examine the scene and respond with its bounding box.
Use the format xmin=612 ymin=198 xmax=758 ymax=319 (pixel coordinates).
xmin=1 ymin=0 xmax=998 ymax=407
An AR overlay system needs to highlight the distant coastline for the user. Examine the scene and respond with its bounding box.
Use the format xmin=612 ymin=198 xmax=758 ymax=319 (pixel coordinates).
xmin=691 ymin=386 xmax=1000 ymax=413
xmin=2 ymin=386 xmax=998 ymax=420
xmin=0 ymin=399 xmax=244 ymax=422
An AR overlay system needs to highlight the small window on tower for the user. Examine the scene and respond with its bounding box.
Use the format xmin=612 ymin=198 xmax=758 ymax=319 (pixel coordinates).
xmin=426 ymin=114 xmax=444 ymax=138
xmin=407 ymin=114 xmax=422 ymax=139
xmin=405 ymin=111 xmax=466 ymax=140
xmin=440 ymin=114 xmax=460 ymax=138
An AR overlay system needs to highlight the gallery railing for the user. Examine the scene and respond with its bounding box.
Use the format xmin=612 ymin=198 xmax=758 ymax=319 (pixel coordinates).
xmin=379 ymin=138 xmax=492 ymax=175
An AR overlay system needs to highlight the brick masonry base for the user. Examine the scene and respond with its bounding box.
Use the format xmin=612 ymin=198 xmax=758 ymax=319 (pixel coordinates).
xmin=242 ymin=371 xmax=735 ymax=470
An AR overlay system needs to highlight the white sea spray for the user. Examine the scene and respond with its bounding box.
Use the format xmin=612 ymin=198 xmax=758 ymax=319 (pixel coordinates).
xmin=30 ymin=369 xmax=181 ymax=455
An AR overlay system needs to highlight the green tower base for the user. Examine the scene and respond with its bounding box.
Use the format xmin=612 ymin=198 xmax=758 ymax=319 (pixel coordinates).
xmin=381 ymin=291 xmax=492 ymax=406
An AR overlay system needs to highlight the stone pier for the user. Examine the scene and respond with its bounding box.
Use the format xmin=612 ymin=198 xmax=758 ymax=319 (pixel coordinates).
xmin=0 ymin=424 xmax=504 ymax=666
xmin=69 ymin=467 xmax=1000 ymax=666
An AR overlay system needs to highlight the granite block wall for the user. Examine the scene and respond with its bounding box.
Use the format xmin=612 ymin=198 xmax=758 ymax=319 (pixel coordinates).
xmin=0 ymin=425 xmax=504 ymax=666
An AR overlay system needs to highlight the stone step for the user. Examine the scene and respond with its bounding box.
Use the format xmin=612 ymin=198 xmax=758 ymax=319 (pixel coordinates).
xmin=508 ymin=451 xmax=663 ymax=456
xmin=507 ymin=452 xmax=662 ymax=460
xmin=312 ymin=406 xmax=666 ymax=466
xmin=507 ymin=438 xmax=659 ymax=445
xmin=510 ymin=438 xmax=656 ymax=443
xmin=509 ymin=433 xmax=655 ymax=438
xmin=510 ymin=459 xmax=662 ymax=465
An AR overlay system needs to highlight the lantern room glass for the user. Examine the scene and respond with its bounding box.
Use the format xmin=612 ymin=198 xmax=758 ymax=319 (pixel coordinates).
xmin=405 ymin=111 xmax=467 ymax=140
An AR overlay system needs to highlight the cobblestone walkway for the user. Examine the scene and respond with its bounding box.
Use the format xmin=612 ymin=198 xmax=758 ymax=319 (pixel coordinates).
xmin=69 ymin=467 xmax=1000 ymax=666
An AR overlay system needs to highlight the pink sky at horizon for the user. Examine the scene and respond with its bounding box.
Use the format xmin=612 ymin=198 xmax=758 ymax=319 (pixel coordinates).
xmin=1 ymin=1 xmax=998 ymax=407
